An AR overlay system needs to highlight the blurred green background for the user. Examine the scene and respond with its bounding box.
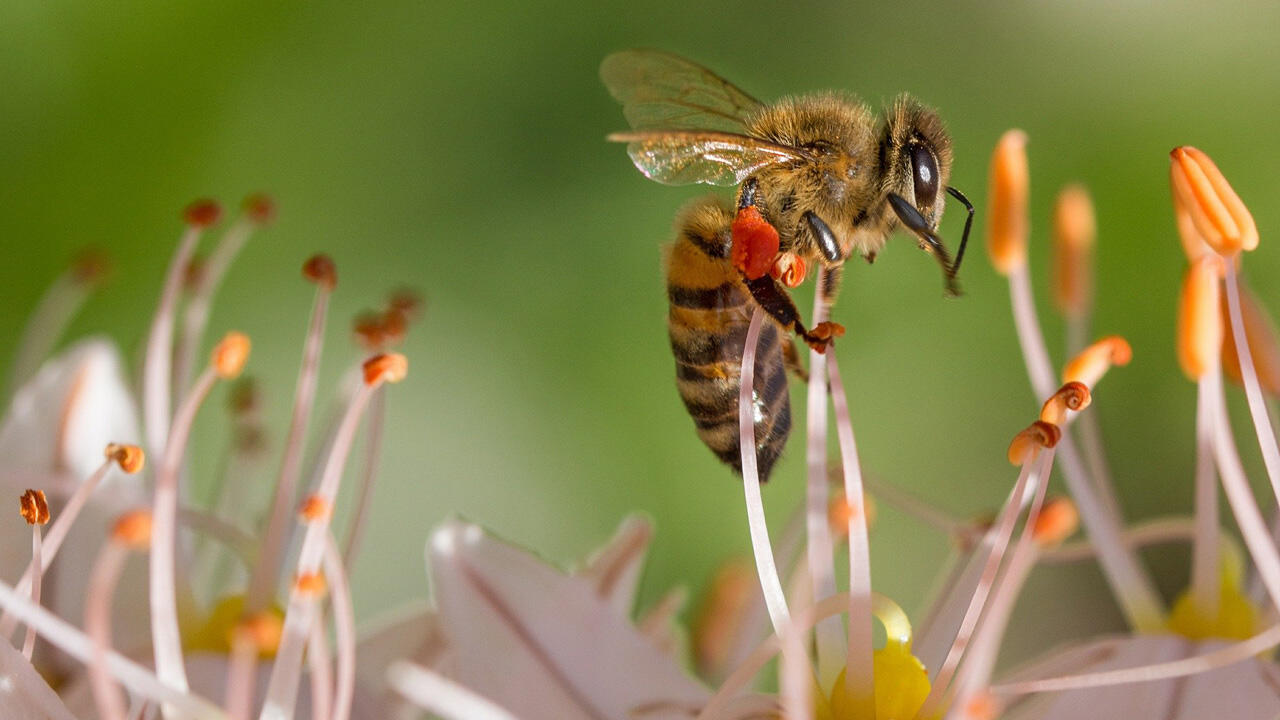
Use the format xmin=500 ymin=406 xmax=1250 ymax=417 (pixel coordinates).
xmin=4 ymin=0 xmax=1280 ymax=671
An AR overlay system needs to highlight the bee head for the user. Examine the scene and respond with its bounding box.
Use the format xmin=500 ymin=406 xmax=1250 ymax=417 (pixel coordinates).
xmin=881 ymin=94 xmax=953 ymax=228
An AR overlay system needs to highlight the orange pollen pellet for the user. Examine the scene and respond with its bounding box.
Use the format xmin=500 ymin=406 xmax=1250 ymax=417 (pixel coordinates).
xmin=113 ymin=510 xmax=153 ymax=549
xmin=1062 ymin=335 xmax=1132 ymax=387
xmin=294 ymin=572 xmax=327 ymax=597
xmin=1051 ymin=184 xmax=1095 ymax=318
xmin=986 ymin=129 xmax=1029 ymax=276
xmin=236 ymin=611 xmax=284 ymax=652
xmin=298 ymin=495 xmax=331 ymax=522
xmin=363 ymin=352 xmax=408 ymax=386
xmin=1178 ymin=257 xmax=1224 ymax=381
xmin=1008 ymin=420 xmax=1061 ymax=465
xmin=1033 ymin=496 xmax=1080 ymax=547
xmin=1039 ymin=381 xmax=1092 ymax=425
xmin=19 ymin=489 xmax=49 ymax=525
xmin=1169 ymin=146 xmax=1258 ymax=257
xmin=302 ymin=254 xmax=338 ymax=290
xmin=243 ymin=193 xmax=276 ymax=225
xmin=212 ymin=332 xmax=251 ymax=379
xmin=105 ymin=443 xmax=146 ymax=474
xmin=184 ymin=199 xmax=222 ymax=228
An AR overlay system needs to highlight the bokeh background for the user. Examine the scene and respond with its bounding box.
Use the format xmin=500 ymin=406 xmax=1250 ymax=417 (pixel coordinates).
xmin=4 ymin=0 xmax=1280 ymax=671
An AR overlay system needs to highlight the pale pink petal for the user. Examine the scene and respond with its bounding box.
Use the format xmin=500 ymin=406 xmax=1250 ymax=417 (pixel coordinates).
xmin=0 ymin=639 xmax=79 ymax=720
xmin=354 ymin=602 xmax=451 ymax=703
xmin=428 ymin=519 xmax=710 ymax=720
xmin=575 ymin=514 xmax=653 ymax=616
xmin=998 ymin=634 xmax=1280 ymax=720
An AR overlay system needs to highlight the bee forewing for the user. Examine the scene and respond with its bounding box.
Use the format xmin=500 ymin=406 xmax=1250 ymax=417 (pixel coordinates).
xmin=600 ymin=49 xmax=762 ymax=133
xmin=613 ymin=131 xmax=808 ymax=187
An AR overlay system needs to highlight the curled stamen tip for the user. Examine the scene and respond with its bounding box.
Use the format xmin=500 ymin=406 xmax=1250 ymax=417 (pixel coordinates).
xmin=105 ymin=443 xmax=146 ymax=474
xmin=1008 ymin=420 xmax=1061 ymax=465
xmin=213 ymin=331 xmax=251 ymax=379
xmin=19 ymin=489 xmax=49 ymax=526
xmin=1178 ymin=257 xmax=1224 ymax=381
xmin=986 ymin=129 xmax=1029 ymax=276
xmin=302 ymin=254 xmax=338 ymax=290
xmin=113 ymin=510 xmax=153 ymax=549
xmin=1063 ymin=335 xmax=1132 ymax=387
xmin=236 ymin=611 xmax=284 ymax=653
xmin=1032 ymin=496 xmax=1079 ymax=547
xmin=184 ymin=199 xmax=222 ymax=228
xmin=242 ymin=193 xmax=276 ymax=225
xmin=363 ymin=352 xmax=408 ymax=386
xmin=298 ymin=495 xmax=331 ymax=522
xmin=1169 ymin=146 xmax=1258 ymax=256
xmin=1052 ymin=184 xmax=1095 ymax=317
xmin=294 ymin=572 xmax=327 ymax=597
xmin=71 ymin=247 xmax=112 ymax=284
xmin=1039 ymin=381 xmax=1091 ymax=425
xmin=770 ymin=252 xmax=807 ymax=288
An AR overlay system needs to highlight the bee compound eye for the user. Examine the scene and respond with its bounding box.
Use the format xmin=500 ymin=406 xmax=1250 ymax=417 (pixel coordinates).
xmin=911 ymin=144 xmax=940 ymax=207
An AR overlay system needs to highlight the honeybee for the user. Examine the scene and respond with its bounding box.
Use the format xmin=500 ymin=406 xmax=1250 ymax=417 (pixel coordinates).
xmin=601 ymin=49 xmax=973 ymax=481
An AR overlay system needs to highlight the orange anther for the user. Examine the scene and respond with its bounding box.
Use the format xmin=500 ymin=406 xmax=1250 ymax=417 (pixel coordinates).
xmin=71 ymin=247 xmax=111 ymax=285
xmin=302 ymin=254 xmax=337 ymax=290
xmin=1052 ymin=185 xmax=1095 ymax=318
xmin=294 ymin=572 xmax=327 ymax=597
xmin=363 ymin=353 xmax=408 ymax=386
xmin=105 ymin=443 xmax=146 ymax=474
xmin=113 ymin=510 xmax=153 ymax=549
xmin=1178 ymin=257 xmax=1224 ymax=381
xmin=828 ymin=490 xmax=877 ymax=537
xmin=1032 ymin=496 xmax=1079 ymax=547
xmin=19 ymin=489 xmax=49 ymax=526
xmin=1008 ymin=420 xmax=1061 ymax=465
xmin=353 ymin=311 xmax=386 ymax=350
xmin=770 ymin=252 xmax=807 ymax=288
xmin=986 ymin=130 xmax=1029 ymax=276
xmin=235 ymin=611 xmax=284 ymax=653
xmin=212 ymin=332 xmax=251 ymax=379
xmin=242 ymin=193 xmax=276 ymax=225
xmin=1170 ymin=146 xmax=1257 ymax=257
xmin=184 ymin=199 xmax=222 ymax=228
xmin=1039 ymin=381 xmax=1091 ymax=425
xmin=298 ymin=495 xmax=331 ymax=522
xmin=1062 ymin=336 xmax=1132 ymax=387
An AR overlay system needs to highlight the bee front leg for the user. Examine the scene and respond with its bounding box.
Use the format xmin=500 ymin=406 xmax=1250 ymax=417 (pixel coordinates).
xmin=744 ymin=275 xmax=845 ymax=353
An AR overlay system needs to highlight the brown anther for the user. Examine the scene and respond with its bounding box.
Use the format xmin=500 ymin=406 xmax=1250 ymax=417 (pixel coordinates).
xmin=1039 ymin=381 xmax=1092 ymax=425
xmin=1178 ymin=257 xmax=1224 ymax=381
xmin=692 ymin=559 xmax=754 ymax=676
xmin=805 ymin=322 xmax=846 ymax=353
xmin=105 ymin=443 xmax=146 ymax=474
xmin=388 ymin=288 xmax=425 ymax=320
xmin=1008 ymin=420 xmax=1061 ymax=465
xmin=986 ymin=130 xmax=1029 ymax=276
xmin=19 ymin=490 xmax=49 ymax=526
xmin=1221 ymin=282 xmax=1280 ymax=394
xmin=302 ymin=254 xmax=337 ymax=291
xmin=228 ymin=377 xmax=260 ymax=416
xmin=242 ymin=193 xmax=276 ymax=225
xmin=363 ymin=353 xmax=408 ymax=386
xmin=353 ymin=311 xmax=387 ymax=350
xmin=1032 ymin=496 xmax=1079 ymax=548
xmin=297 ymin=495 xmax=331 ymax=522
xmin=235 ymin=611 xmax=284 ymax=653
xmin=1051 ymin=184 xmax=1095 ymax=319
xmin=380 ymin=308 xmax=408 ymax=346
xmin=235 ymin=425 xmax=268 ymax=456
xmin=1062 ymin=336 xmax=1132 ymax=387
xmin=184 ymin=199 xmax=222 ymax=229
xmin=294 ymin=572 xmax=327 ymax=597
xmin=212 ymin=332 xmax=251 ymax=379
xmin=112 ymin=510 xmax=153 ymax=549
xmin=71 ymin=247 xmax=111 ymax=285
xmin=1170 ymin=146 xmax=1258 ymax=257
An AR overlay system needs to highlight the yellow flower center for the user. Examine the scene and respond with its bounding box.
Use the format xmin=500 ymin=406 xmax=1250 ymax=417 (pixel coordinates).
xmin=185 ymin=594 xmax=285 ymax=658
xmin=1168 ymin=548 xmax=1259 ymax=641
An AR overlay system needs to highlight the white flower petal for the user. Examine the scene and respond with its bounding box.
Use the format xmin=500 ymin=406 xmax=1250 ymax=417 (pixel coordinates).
xmin=355 ymin=602 xmax=450 ymax=696
xmin=999 ymin=634 xmax=1280 ymax=720
xmin=576 ymin=514 xmax=652 ymax=616
xmin=0 ymin=638 xmax=79 ymax=720
xmin=428 ymin=519 xmax=710 ymax=720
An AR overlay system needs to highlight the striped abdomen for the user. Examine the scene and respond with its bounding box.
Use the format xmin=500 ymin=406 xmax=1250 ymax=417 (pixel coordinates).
xmin=665 ymin=197 xmax=791 ymax=481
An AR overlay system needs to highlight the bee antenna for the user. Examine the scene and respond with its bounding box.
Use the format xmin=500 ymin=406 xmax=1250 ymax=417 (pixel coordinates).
xmin=946 ymin=186 xmax=975 ymax=278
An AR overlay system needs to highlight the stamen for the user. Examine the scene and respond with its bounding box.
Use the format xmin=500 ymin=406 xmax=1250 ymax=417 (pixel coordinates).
xmin=324 ymin=534 xmax=357 ymax=720
xmin=986 ymin=129 xmax=1030 ymax=276
xmin=1038 ymin=382 xmax=1091 ymax=426
xmin=1169 ymin=146 xmax=1257 ymax=256
xmin=692 ymin=559 xmax=755 ymax=680
xmin=1179 ymin=257 xmax=1225 ymax=381
xmin=341 ymin=386 xmax=386 ymax=570
xmin=387 ymin=661 xmax=519 ymax=720
xmin=1221 ymin=281 xmax=1280 ymax=394
xmin=1007 ymin=420 xmax=1061 ymax=465
xmin=363 ymin=352 xmax=409 ymax=386
xmin=388 ymin=288 xmax=425 ymax=321
xmin=1032 ymin=496 xmax=1080 ymax=547
xmin=1051 ymin=184 xmax=1096 ymax=321
xmin=244 ymin=255 xmax=337 ymax=617
xmin=298 ymin=494 xmax=332 ymax=521
xmin=107 ymin=442 xmax=147 ymax=474
xmin=294 ymin=572 xmax=327 ymax=597
xmin=353 ymin=311 xmax=387 ymax=350
xmin=18 ymin=488 xmax=49 ymax=525
xmin=306 ymin=616 xmax=333 ymax=720
xmin=19 ymin=489 xmax=48 ymax=660
xmin=87 ymin=511 xmax=152 ymax=720
xmin=143 ymin=199 xmax=220 ymax=458
xmin=8 ymin=248 xmax=109 ymax=395
xmin=1062 ymin=336 xmax=1132 ymax=388
xmin=1222 ymin=262 xmax=1280 ymax=522
xmin=151 ymin=333 xmax=250 ymax=694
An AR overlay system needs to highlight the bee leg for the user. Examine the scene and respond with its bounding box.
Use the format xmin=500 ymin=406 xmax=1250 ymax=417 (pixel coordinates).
xmin=738 ymin=177 xmax=760 ymax=210
xmin=744 ymin=275 xmax=845 ymax=353
xmin=887 ymin=192 xmax=962 ymax=298
xmin=782 ymin=339 xmax=809 ymax=383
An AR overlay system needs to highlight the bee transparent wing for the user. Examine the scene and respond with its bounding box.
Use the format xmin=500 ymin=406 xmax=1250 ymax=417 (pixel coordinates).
xmin=600 ymin=49 xmax=763 ymax=133
xmin=608 ymin=130 xmax=810 ymax=187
